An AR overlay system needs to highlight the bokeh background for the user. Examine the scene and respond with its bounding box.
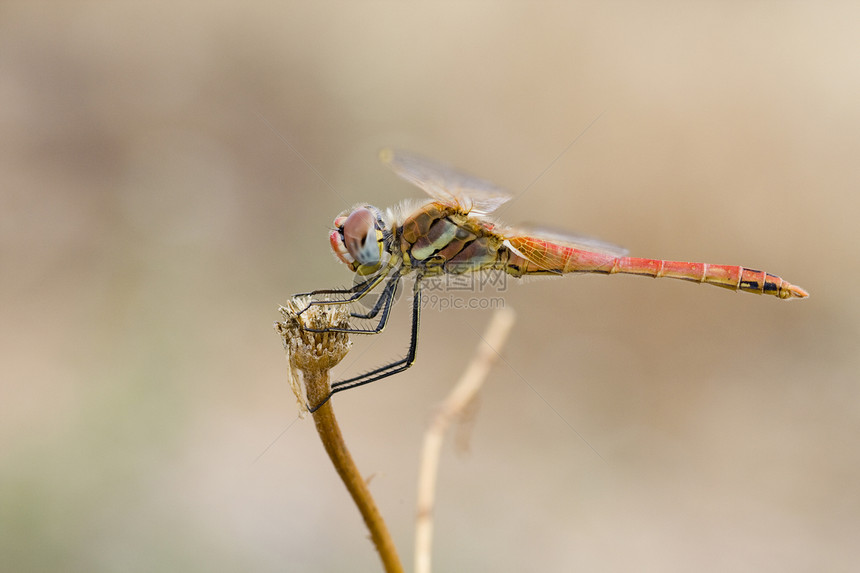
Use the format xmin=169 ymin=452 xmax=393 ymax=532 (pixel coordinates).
xmin=2 ymin=3 xmax=858 ymax=572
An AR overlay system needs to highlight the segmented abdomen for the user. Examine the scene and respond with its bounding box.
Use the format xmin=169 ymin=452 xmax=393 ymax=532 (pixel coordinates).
xmin=505 ymin=236 xmax=808 ymax=299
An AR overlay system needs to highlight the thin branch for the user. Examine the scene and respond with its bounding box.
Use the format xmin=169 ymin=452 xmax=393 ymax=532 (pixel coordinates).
xmin=414 ymin=308 xmax=517 ymax=573
xmin=276 ymin=299 xmax=404 ymax=573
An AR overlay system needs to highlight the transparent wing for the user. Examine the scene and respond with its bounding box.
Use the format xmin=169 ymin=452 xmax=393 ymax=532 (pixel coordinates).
xmin=508 ymin=225 xmax=629 ymax=258
xmin=379 ymin=148 xmax=512 ymax=215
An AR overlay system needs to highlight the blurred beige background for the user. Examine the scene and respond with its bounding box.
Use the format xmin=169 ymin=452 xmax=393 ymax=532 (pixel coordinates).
xmin=2 ymin=2 xmax=858 ymax=572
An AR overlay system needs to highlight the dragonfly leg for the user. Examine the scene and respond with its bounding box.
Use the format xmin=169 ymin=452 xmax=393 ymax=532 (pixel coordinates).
xmin=303 ymin=274 xmax=400 ymax=335
xmin=295 ymin=270 xmax=389 ymax=317
xmin=308 ymin=283 xmax=422 ymax=412
xmin=350 ymin=275 xmax=400 ymax=320
xmin=293 ymin=273 xmax=379 ymax=298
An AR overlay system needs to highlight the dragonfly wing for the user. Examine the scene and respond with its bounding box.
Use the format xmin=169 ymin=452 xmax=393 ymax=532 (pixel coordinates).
xmin=380 ymin=148 xmax=512 ymax=215
xmin=509 ymin=225 xmax=629 ymax=258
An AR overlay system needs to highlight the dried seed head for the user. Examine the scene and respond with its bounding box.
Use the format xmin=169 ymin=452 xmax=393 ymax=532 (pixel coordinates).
xmin=275 ymin=297 xmax=351 ymax=415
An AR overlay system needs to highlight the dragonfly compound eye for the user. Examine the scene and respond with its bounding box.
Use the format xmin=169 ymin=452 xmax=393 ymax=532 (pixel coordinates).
xmin=342 ymin=207 xmax=381 ymax=266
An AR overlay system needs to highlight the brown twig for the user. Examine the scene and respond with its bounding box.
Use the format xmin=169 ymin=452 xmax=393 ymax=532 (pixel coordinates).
xmin=414 ymin=308 xmax=517 ymax=573
xmin=276 ymin=299 xmax=404 ymax=573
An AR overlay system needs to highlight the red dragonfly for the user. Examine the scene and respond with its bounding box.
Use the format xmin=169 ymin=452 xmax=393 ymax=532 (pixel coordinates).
xmin=297 ymin=149 xmax=808 ymax=410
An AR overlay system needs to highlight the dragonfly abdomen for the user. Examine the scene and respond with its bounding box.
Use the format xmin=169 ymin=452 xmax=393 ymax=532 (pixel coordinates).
xmin=505 ymin=236 xmax=808 ymax=299
xmin=611 ymin=257 xmax=807 ymax=299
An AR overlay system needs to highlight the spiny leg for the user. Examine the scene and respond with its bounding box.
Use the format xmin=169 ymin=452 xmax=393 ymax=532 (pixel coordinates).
xmin=303 ymin=273 xmax=401 ymax=335
xmin=296 ymin=269 xmax=389 ymax=317
xmin=293 ymin=273 xmax=379 ymax=298
xmin=351 ymin=274 xmax=400 ymax=320
xmin=308 ymin=283 xmax=422 ymax=413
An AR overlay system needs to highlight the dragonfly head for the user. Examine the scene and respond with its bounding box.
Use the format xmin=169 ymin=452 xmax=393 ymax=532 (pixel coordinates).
xmin=330 ymin=205 xmax=389 ymax=275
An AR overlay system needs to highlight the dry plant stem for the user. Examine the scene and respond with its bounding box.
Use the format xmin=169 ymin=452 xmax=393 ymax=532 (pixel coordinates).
xmin=306 ymin=372 xmax=404 ymax=573
xmin=414 ymin=308 xmax=517 ymax=573
xmin=276 ymin=300 xmax=403 ymax=573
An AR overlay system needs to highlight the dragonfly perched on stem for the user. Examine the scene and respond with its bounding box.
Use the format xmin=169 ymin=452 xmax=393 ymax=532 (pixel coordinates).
xmin=295 ymin=149 xmax=808 ymax=411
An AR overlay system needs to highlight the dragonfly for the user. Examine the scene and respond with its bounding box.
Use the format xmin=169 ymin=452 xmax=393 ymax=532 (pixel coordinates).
xmin=296 ymin=149 xmax=808 ymax=411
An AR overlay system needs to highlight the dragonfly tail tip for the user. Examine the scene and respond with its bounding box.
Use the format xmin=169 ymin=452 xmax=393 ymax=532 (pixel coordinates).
xmin=783 ymin=283 xmax=809 ymax=299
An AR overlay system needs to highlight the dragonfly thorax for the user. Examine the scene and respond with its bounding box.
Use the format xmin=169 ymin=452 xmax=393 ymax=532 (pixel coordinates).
xmin=330 ymin=205 xmax=393 ymax=275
